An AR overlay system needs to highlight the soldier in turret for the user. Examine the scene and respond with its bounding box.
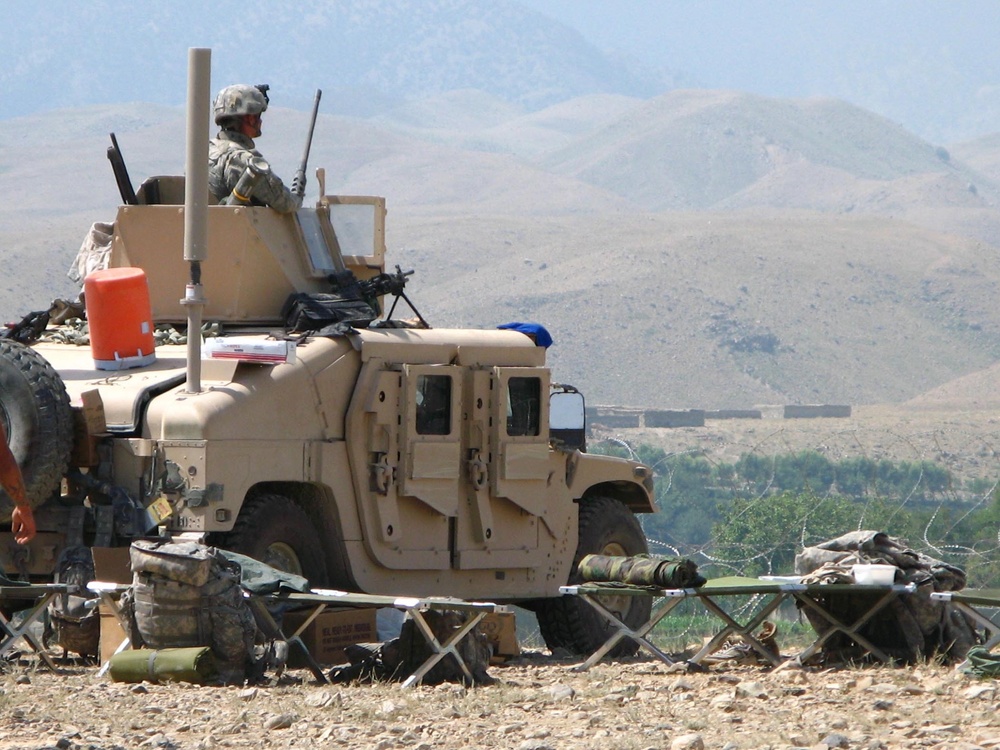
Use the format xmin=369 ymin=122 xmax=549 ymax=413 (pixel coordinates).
xmin=208 ymin=84 xmax=304 ymax=213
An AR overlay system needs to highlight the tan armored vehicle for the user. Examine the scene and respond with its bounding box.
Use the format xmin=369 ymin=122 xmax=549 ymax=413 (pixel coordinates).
xmin=0 ymin=61 xmax=655 ymax=655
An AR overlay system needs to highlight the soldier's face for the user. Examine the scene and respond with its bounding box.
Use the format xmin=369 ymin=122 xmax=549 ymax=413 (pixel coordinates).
xmin=241 ymin=114 xmax=262 ymax=138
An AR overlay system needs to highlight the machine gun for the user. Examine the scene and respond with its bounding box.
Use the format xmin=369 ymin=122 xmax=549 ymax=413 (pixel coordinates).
xmin=292 ymin=89 xmax=322 ymax=198
xmin=329 ymin=265 xmax=428 ymax=328
xmin=358 ymin=265 xmax=414 ymax=299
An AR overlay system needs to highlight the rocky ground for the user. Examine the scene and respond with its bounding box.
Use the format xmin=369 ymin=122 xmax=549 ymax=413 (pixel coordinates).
xmin=2 ymin=651 xmax=1000 ymax=750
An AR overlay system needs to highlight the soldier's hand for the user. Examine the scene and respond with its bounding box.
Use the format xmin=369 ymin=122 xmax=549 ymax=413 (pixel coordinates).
xmin=11 ymin=505 xmax=36 ymax=545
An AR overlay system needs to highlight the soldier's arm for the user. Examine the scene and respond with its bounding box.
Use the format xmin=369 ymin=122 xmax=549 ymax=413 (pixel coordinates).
xmin=0 ymin=423 xmax=26 ymax=507
xmin=252 ymin=168 xmax=303 ymax=214
xmin=0 ymin=422 xmax=35 ymax=544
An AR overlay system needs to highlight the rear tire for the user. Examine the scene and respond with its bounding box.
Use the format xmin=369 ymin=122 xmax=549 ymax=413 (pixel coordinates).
xmin=218 ymin=494 xmax=329 ymax=587
xmin=536 ymin=495 xmax=651 ymax=656
xmin=0 ymin=340 xmax=73 ymax=518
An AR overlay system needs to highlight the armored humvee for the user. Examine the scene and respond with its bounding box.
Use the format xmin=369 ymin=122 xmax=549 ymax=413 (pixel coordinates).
xmin=0 ymin=114 xmax=655 ymax=658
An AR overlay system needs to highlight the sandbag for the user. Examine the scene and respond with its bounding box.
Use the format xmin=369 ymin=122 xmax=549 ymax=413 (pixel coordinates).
xmin=108 ymin=646 xmax=218 ymax=685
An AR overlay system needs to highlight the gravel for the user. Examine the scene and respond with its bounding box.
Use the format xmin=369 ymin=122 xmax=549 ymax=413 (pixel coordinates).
xmin=1 ymin=652 xmax=997 ymax=750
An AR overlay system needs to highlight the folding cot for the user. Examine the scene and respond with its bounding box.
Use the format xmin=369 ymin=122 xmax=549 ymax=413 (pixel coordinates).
xmin=930 ymin=589 xmax=1000 ymax=652
xmin=89 ymin=581 xmax=504 ymax=687
xmin=0 ymin=582 xmax=77 ymax=671
xmin=560 ymin=575 xmax=917 ymax=670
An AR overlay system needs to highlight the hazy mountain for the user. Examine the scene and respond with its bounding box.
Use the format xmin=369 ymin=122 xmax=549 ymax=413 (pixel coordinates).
xmin=951 ymin=134 xmax=1000 ymax=183
xmin=1 ymin=0 xmax=668 ymax=120
xmin=540 ymin=90 xmax=1000 ymax=212
xmin=3 ymin=87 xmax=1000 ymax=410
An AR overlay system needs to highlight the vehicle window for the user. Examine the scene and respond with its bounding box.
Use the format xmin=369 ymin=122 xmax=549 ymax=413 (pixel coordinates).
xmin=507 ymin=377 xmax=541 ymax=436
xmin=415 ymin=375 xmax=452 ymax=435
xmin=296 ymin=210 xmax=336 ymax=273
xmin=329 ymin=203 xmax=376 ymax=258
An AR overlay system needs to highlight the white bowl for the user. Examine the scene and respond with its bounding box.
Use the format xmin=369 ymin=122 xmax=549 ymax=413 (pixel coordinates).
xmin=852 ymin=563 xmax=896 ymax=586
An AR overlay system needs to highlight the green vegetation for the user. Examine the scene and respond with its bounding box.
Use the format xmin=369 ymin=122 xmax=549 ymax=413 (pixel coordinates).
xmin=593 ymin=442 xmax=1000 ymax=587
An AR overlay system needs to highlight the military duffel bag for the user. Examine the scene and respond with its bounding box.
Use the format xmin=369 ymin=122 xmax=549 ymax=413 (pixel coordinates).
xmin=126 ymin=539 xmax=258 ymax=683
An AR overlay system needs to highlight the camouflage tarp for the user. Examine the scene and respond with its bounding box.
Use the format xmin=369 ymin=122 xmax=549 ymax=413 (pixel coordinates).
xmin=962 ymin=646 xmax=1000 ymax=679
xmin=795 ymin=530 xmax=976 ymax=664
xmin=795 ymin=530 xmax=966 ymax=590
xmin=578 ymin=554 xmax=706 ymax=589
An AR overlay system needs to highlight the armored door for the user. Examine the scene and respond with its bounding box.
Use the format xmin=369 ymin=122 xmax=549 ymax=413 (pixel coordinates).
xmin=453 ymin=366 xmax=552 ymax=569
xmin=354 ymin=363 xmax=461 ymax=569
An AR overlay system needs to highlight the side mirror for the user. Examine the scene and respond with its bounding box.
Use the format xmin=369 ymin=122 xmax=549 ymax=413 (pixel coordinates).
xmin=550 ymin=387 xmax=586 ymax=451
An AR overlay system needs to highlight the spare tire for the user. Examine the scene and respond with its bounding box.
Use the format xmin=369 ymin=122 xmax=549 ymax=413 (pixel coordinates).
xmin=0 ymin=339 xmax=73 ymax=517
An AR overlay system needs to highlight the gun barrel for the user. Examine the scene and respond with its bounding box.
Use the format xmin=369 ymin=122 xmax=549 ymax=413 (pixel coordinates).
xmin=294 ymin=89 xmax=322 ymax=190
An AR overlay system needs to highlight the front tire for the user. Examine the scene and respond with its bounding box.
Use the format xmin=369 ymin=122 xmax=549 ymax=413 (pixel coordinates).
xmin=218 ymin=493 xmax=329 ymax=587
xmin=536 ymin=495 xmax=651 ymax=656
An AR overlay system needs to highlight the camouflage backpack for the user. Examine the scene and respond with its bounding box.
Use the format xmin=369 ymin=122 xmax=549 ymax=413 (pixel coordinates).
xmin=47 ymin=544 xmax=100 ymax=657
xmin=122 ymin=539 xmax=259 ymax=683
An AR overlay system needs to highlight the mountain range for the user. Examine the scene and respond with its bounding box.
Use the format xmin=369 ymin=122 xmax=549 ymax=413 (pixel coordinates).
xmin=3 ymin=2 xmax=1000 ymax=410
xmin=3 ymin=84 xmax=1000 ymax=411
xmin=2 ymin=0 xmax=667 ymax=120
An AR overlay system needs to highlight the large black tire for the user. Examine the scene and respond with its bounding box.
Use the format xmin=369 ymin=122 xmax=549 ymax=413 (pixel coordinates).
xmin=0 ymin=339 xmax=73 ymax=518
xmin=218 ymin=493 xmax=329 ymax=587
xmin=536 ymin=495 xmax=652 ymax=656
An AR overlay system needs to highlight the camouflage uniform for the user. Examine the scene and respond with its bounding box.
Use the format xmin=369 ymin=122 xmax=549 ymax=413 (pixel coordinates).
xmin=208 ymin=130 xmax=302 ymax=214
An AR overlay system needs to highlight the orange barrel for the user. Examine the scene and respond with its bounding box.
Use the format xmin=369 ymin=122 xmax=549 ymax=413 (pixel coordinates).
xmin=84 ymin=267 xmax=157 ymax=370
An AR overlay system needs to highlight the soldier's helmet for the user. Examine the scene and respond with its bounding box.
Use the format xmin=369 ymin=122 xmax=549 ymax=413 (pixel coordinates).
xmin=213 ymin=84 xmax=269 ymax=125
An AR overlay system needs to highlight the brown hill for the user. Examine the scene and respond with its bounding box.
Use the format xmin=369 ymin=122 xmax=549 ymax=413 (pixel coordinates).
xmin=393 ymin=209 xmax=1000 ymax=408
xmin=1 ymin=92 xmax=1000 ymax=411
xmin=539 ymin=90 xmax=999 ymax=214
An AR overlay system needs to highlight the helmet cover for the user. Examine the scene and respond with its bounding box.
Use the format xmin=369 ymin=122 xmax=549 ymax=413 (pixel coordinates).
xmin=213 ymin=84 xmax=269 ymax=124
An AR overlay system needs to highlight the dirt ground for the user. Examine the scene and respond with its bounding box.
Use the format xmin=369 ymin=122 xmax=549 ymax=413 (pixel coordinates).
xmin=2 ymin=650 xmax=999 ymax=750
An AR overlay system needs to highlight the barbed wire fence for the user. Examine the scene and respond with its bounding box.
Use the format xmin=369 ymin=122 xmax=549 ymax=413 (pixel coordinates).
xmin=516 ymin=422 xmax=1000 ymax=650
xmin=567 ymin=422 xmax=1000 ymax=647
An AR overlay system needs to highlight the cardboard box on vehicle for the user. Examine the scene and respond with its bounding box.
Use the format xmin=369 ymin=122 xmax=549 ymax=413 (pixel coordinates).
xmin=281 ymin=607 xmax=377 ymax=667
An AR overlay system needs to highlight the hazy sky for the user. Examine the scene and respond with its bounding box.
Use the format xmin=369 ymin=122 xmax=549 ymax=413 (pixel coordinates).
xmin=3 ymin=1 xmax=997 ymax=141
xmin=519 ymin=0 xmax=998 ymax=95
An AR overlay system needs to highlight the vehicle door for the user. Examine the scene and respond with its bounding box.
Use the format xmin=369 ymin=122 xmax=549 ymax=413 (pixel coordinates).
xmin=453 ymin=366 xmax=551 ymax=569
xmin=356 ymin=363 xmax=460 ymax=570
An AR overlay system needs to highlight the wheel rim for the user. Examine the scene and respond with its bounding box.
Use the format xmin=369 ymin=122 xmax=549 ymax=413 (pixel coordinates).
xmin=596 ymin=541 xmax=631 ymax=618
xmin=262 ymin=542 xmax=304 ymax=577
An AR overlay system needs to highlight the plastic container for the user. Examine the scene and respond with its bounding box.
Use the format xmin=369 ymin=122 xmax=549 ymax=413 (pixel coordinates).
xmin=851 ymin=563 xmax=896 ymax=586
xmin=84 ymin=267 xmax=156 ymax=370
